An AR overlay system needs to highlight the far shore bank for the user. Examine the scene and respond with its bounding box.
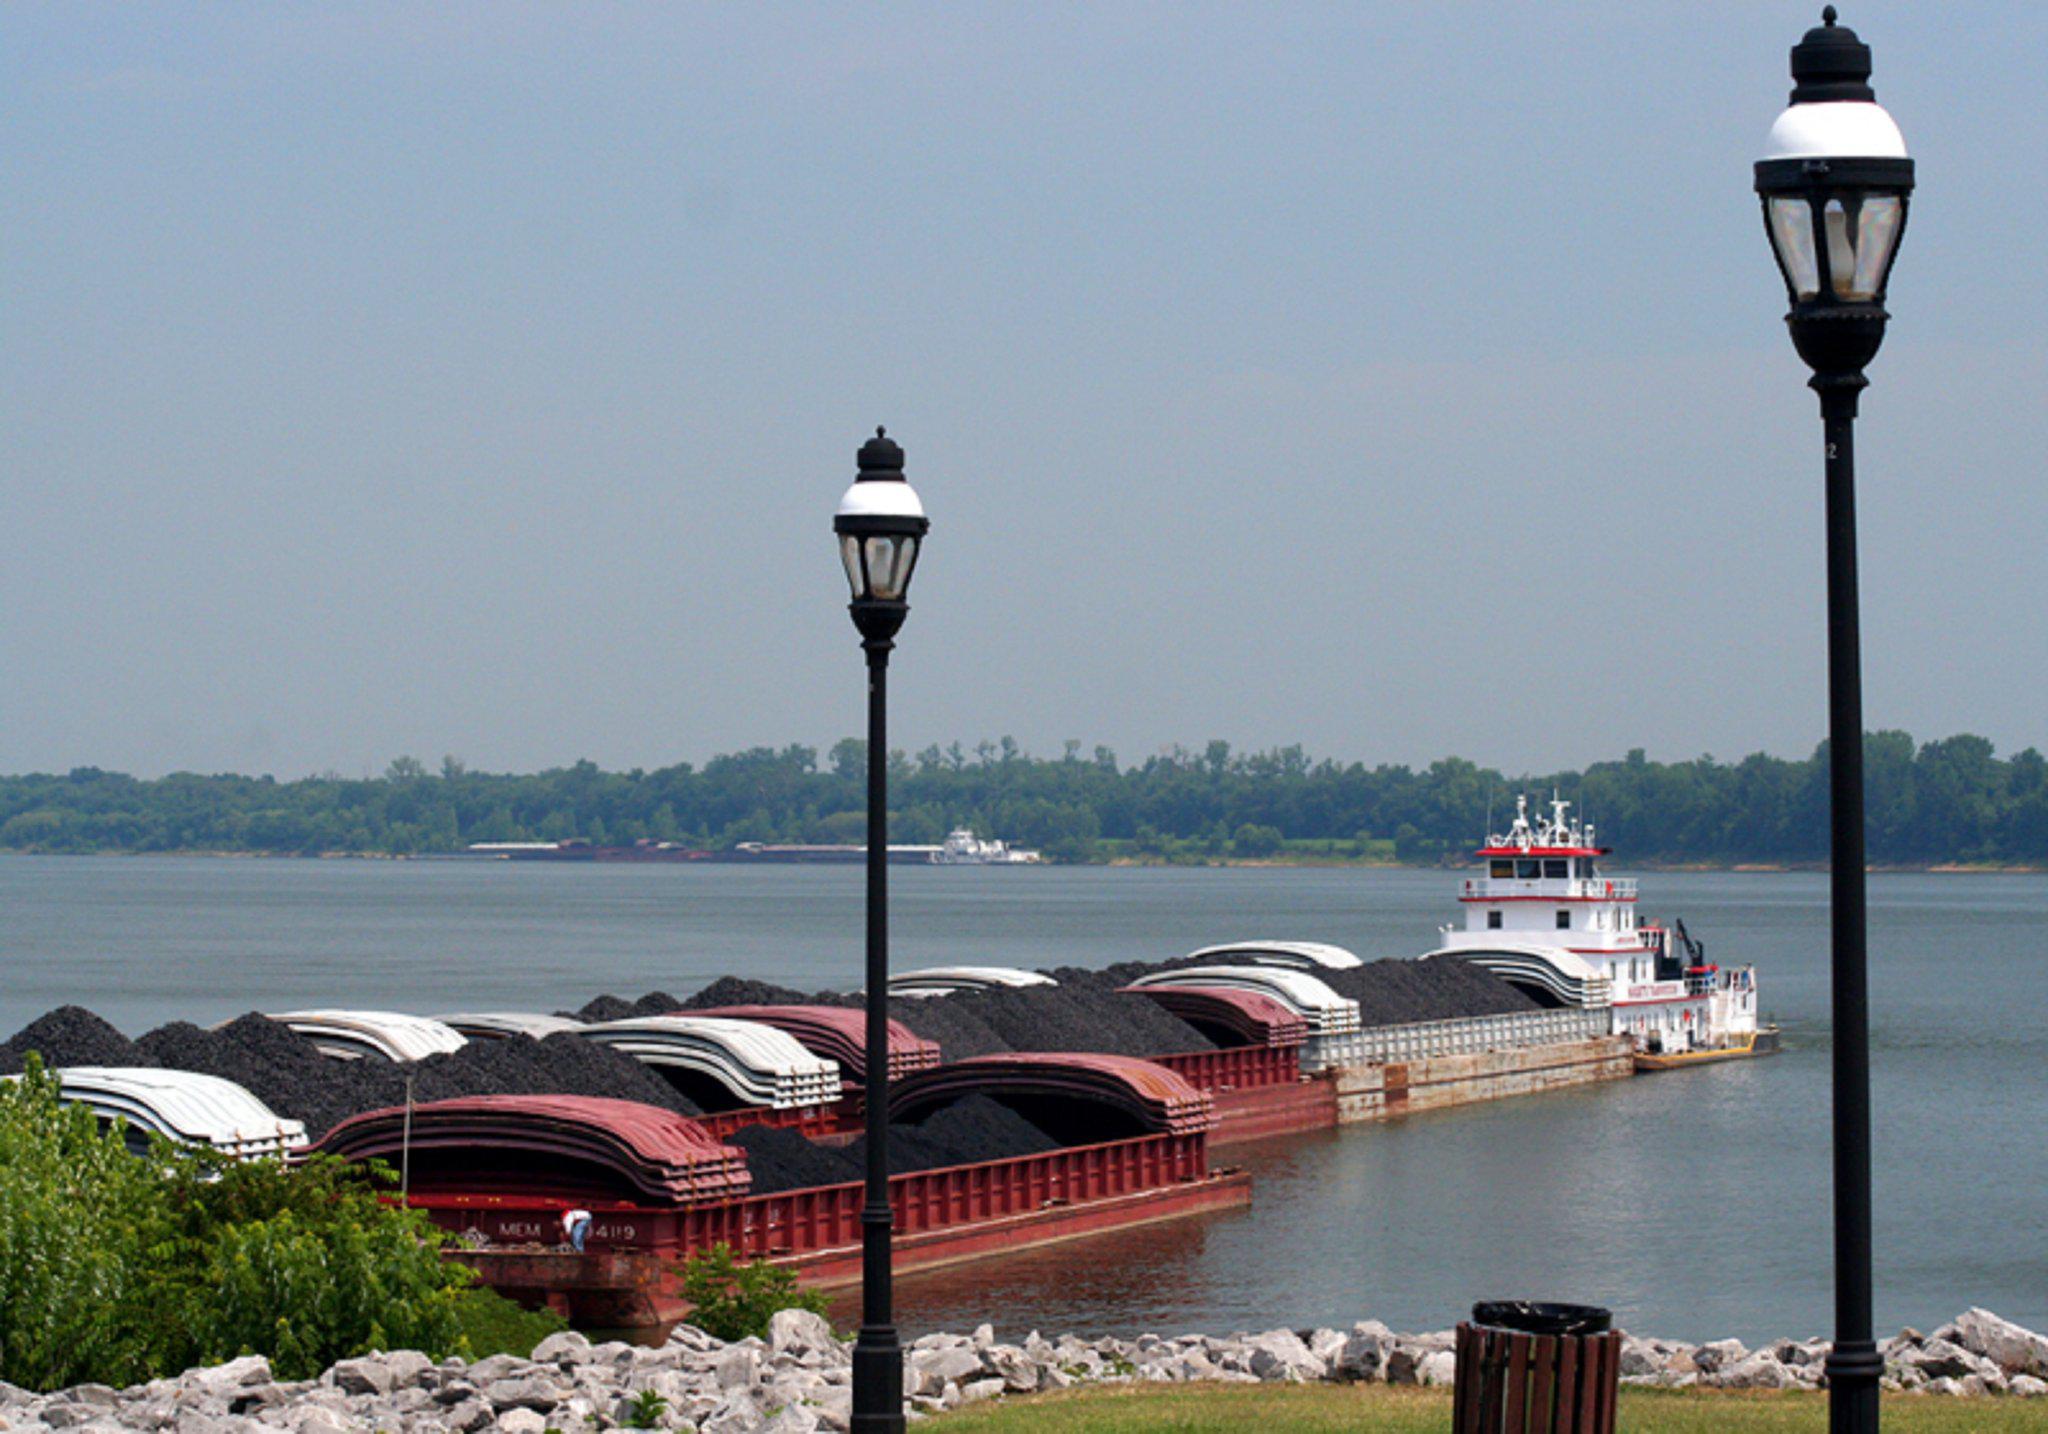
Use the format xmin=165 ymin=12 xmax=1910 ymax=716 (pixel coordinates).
xmin=2 ymin=849 xmax=2043 ymax=874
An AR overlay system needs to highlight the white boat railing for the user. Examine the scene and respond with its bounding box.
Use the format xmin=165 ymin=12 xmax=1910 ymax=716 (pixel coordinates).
xmin=1460 ymin=877 xmax=1638 ymax=901
xmin=1299 ymin=1007 xmax=1608 ymax=1072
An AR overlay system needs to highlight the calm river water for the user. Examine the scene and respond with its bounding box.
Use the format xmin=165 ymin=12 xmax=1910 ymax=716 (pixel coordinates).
xmin=5 ymin=857 xmax=2043 ymax=1343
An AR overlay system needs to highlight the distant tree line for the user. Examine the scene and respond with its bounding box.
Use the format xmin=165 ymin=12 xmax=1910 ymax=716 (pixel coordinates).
xmin=1 ymin=732 xmax=2043 ymax=866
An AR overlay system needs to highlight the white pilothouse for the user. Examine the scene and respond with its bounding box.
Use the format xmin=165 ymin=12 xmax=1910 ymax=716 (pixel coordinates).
xmin=1423 ymin=796 xmax=1774 ymax=1063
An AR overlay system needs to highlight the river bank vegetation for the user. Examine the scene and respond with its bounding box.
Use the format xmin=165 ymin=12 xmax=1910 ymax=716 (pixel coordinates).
xmin=2 ymin=731 xmax=2044 ymax=867
xmin=0 ymin=1058 xmax=558 ymax=1391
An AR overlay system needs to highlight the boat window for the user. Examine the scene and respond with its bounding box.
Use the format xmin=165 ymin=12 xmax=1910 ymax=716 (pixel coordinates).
xmin=1555 ymin=910 xmax=1571 ymax=930
xmin=1584 ymin=859 xmax=1600 ymax=877
xmin=1515 ymin=859 xmax=1541 ymax=879
xmin=1491 ymin=860 xmax=1514 ymax=879
xmin=1487 ymin=911 xmax=1504 ymax=930
xmin=1543 ymin=859 xmax=1568 ymax=879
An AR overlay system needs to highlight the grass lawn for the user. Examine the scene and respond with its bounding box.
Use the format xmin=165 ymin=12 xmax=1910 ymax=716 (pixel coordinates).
xmin=928 ymin=1381 xmax=2048 ymax=1431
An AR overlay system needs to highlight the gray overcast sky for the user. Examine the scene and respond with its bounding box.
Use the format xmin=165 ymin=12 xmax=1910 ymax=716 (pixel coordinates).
xmin=5 ymin=3 xmax=2044 ymax=780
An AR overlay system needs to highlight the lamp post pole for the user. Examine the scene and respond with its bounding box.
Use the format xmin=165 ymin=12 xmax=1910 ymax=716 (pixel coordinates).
xmin=834 ymin=427 xmax=929 ymax=1434
xmin=854 ymin=630 xmax=900 ymax=1433
xmin=1820 ymin=359 xmax=1880 ymax=1434
xmin=1753 ymin=12 xmax=1913 ymax=1431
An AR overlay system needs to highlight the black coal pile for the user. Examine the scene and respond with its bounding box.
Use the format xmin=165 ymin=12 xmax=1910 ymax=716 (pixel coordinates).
xmin=1049 ymin=953 xmax=1540 ymax=1030
xmin=137 ymin=1016 xmax=704 ymax=1141
xmin=731 ymin=1094 xmax=1062 ymax=1195
xmin=1319 ymin=957 xmax=1540 ymax=1027
xmin=866 ymin=995 xmax=1011 ymax=1061
xmin=929 ymin=986 xmax=1212 ymax=1058
xmin=571 ymin=994 xmax=639 ymax=1022
xmin=137 ymin=1015 xmax=380 ymax=1141
xmin=573 ymin=991 xmax=691 ymax=1021
xmin=0 ymin=1006 xmax=147 ymax=1074
xmin=914 ymin=1093 xmax=1062 ymax=1163
xmin=680 ymin=977 xmax=817 ymax=1010
xmin=578 ymin=972 xmax=1214 ymax=1064
xmin=395 ymin=1032 xmax=706 ymax=1119
xmin=726 ymin=1124 xmax=856 ymax=1194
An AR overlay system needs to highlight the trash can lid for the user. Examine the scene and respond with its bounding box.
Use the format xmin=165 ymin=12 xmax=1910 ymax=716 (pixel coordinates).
xmin=1470 ymin=1301 xmax=1612 ymax=1337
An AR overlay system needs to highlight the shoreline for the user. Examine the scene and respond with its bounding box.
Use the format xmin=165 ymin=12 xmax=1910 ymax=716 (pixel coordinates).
xmin=2 ymin=849 xmax=2042 ymax=874
xmin=6 ymin=1307 xmax=2043 ymax=1423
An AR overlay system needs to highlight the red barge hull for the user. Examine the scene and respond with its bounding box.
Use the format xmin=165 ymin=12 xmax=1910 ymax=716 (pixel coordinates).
xmin=424 ymin=1130 xmax=1249 ymax=1329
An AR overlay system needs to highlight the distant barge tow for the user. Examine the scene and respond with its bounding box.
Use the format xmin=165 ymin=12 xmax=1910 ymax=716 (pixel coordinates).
xmin=463 ymin=828 xmax=1043 ymax=865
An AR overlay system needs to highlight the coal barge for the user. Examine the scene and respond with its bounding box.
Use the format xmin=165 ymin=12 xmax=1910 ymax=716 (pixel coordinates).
xmin=6 ymin=898 xmax=1658 ymax=1331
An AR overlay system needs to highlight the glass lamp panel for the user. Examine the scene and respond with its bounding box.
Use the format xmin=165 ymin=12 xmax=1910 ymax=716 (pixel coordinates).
xmin=864 ymin=536 xmax=902 ymax=599
xmin=1768 ymin=197 xmax=1821 ymax=298
xmin=840 ymin=535 xmax=866 ymax=599
xmin=1822 ymin=195 xmax=1905 ymax=301
xmin=1846 ymin=194 xmax=1903 ymax=299
xmin=1823 ymin=200 xmax=1856 ymax=297
xmin=893 ymin=536 xmax=920 ymax=596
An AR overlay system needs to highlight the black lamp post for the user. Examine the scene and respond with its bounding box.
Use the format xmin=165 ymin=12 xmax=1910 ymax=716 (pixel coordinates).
xmin=834 ymin=426 xmax=928 ymax=1434
xmin=1754 ymin=11 xmax=1912 ymax=1431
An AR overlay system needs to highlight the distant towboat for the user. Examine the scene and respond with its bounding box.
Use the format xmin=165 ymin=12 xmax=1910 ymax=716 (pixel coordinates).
xmin=930 ymin=828 xmax=1044 ymax=865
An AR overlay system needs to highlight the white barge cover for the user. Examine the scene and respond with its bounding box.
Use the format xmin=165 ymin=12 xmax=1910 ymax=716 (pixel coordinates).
xmin=888 ymin=965 xmax=1060 ymax=997
xmin=433 ymin=1012 xmax=588 ymax=1041
xmin=581 ymin=1015 xmax=842 ymax=1110
xmin=1181 ymin=941 xmax=1364 ymax=971
xmin=1419 ymin=944 xmax=1614 ymax=1009
xmin=1127 ymin=965 xmax=1362 ymax=1036
xmin=260 ymin=1010 xmax=470 ymax=1062
xmin=47 ymin=1066 xmax=308 ymax=1159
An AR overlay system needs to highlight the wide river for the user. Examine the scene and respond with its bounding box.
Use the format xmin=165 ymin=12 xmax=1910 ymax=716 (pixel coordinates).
xmin=5 ymin=857 xmax=2043 ymax=1343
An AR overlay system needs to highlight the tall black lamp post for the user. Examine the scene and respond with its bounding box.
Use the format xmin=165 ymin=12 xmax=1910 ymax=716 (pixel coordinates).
xmin=834 ymin=427 xmax=929 ymax=1434
xmin=1754 ymin=10 xmax=1912 ymax=1431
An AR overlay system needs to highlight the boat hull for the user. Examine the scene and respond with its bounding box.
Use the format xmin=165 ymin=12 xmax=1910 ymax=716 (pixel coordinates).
xmin=1633 ymin=1026 xmax=1780 ymax=1071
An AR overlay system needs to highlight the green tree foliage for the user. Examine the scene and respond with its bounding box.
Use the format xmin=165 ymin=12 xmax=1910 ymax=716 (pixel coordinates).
xmin=677 ymin=1243 xmax=831 ymax=1342
xmin=2 ymin=731 xmax=2044 ymax=865
xmin=0 ymin=1059 xmax=474 ymax=1390
xmin=0 ymin=1056 xmax=157 ymax=1390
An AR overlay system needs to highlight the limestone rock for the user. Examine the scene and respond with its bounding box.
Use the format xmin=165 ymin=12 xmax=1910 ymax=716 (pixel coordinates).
xmin=442 ymin=1400 xmax=493 ymax=1433
xmin=530 ymin=1332 xmax=591 ymax=1367
xmin=493 ymin=1409 xmax=546 ymax=1434
xmin=905 ymin=1347 xmax=980 ymax=1398
xmin=1942 ymin=1308 xmax=2048 ymax=1378
xmin=1334 ymin=1321 xmax=1396 ymax=1382
xmin=1417 ymin=1350 xmax=1457 ymax=1386
xmin=462 ymin=1357 xmax=528 ymax=1387
xmin=326 ymin=1359 xmax=391 ymax=1398
xmin=1618 ymin=1337 xmax=1663 ymax=1379
xmin=1243 ymin=1329 xmax=1323 ymax=1383
xmin=1713 ymin=1352 xmax=1800 ymax=1390
xmin=190 ymin=1359 xmax=272 ymax=1395
xmin=1905 ymin=1337 xmax=1991 ymax=1382
xmin=956 ymin=1378 xmax=1005 ymax=1405
xmin=283 ymin=1411 xmax=352 ymax=1434
xmin=712 ymin=1346 xmax=760 ymax=1393
xmin=982 ymin=1346 xmax=1038 ymax=1394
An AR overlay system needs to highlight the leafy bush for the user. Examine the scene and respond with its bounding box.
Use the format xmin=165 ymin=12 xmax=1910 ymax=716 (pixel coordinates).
xmin=678 ymin=1243 xmax=830 ymax=1342
xmin=0 ymin=1058 xmax=476 ymax=1390
xmin=450 ymin=1287 xmax=569 ymax=1360
xmin=0 ymin=1056 xmax=156 ymax=1389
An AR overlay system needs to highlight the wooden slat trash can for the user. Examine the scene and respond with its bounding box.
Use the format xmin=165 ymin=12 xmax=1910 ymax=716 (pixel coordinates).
xmin=1453 ymin=1301 xmax=1619 ymax=1434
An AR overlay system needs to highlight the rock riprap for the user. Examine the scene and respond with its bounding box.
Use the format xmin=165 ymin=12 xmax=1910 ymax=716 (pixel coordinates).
xmin=2 ymin=1308 xmax=2040 ymax=1432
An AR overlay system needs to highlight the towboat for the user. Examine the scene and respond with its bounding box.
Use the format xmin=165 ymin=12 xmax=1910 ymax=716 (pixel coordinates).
xmin=930 ymin=828 xmax=1044 ymax=864
xmin=1421 ymin=796 xmax=1778 ymax=1067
